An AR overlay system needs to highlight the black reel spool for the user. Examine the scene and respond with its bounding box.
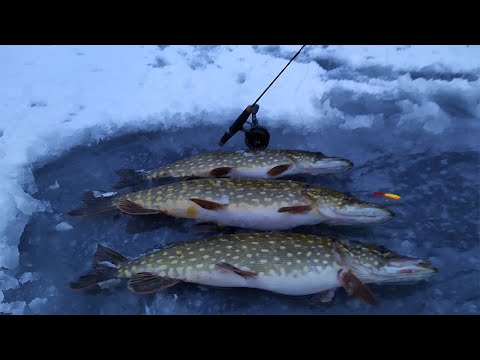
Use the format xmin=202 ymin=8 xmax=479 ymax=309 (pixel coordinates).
xmin=243 ymin=105 xmax=270 ymax=150
xmin=218 ymin=104 xmax=270 ymax=150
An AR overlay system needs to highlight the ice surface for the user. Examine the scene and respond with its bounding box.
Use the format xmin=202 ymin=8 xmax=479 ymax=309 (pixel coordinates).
xmin=0 ymin=45 xmax=479 ymax=314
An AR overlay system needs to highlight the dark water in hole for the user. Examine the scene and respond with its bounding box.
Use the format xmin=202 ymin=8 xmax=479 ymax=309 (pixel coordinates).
xmin=10 ymin=123 xmax=480 ymax=314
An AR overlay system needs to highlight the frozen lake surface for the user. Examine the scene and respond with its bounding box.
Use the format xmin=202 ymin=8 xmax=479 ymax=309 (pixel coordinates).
xmin=11 ymin=123 xmax=480 ymax=314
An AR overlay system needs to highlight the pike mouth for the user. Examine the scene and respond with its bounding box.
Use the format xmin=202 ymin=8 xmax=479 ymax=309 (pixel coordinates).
xmin=330 ymin=205 xmax=394 ymax=224
xmin=312 ymin=158 xmax=354 ymax=174
xmin=350 ymin=258 xmax=438 ymax=284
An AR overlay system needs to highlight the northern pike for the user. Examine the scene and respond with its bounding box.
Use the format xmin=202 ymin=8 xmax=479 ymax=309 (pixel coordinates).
xmin=70 ymin=233 xmax=437 ymax=305
xmin=113 ymin=149 xmax=353 ymax=189
xmin=67 ymin=179 xmax=394 ymax=230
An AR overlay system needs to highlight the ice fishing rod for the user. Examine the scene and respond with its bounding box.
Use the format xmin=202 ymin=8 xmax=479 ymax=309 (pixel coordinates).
xmin=218 ymin=45 xmax=306 ymax=150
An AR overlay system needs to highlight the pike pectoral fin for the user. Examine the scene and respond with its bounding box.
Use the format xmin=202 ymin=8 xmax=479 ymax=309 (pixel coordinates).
xmin=339 ymin=269 xmax=377 ymax=306
xmin=210 ymin=167 xmax=232 ymax=177
xmin=311 ymin=289 xmax=337 ymax=304
xmin=117 ymin=199 xmax=161 ymax=215
xmin=127 ymin=272 xmax=181 ymax=294
xmin=216 ymin=262 xmax=257 ymax=279
xmin=189 ymin=198 xmax=226 ymax=211
xmin=267 ymin=163 xmax=293 ymax=177
xmin=277 ymin=205 xmax=312 ymax=214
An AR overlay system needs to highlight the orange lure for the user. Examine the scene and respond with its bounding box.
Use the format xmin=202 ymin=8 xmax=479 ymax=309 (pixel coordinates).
xmin=373 ymin=192 xmax=401 ymax=200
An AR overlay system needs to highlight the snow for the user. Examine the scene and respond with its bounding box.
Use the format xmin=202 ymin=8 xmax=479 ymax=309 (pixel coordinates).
xmin=55 ymin=222 xmax=73 ymax=232
xmin=0 ymin=45 xmax=479 ymax=314
xmin=306 ymin=45 xmax=480 ymax=74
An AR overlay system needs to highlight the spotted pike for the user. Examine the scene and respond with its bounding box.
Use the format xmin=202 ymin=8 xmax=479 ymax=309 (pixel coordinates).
xmin=70 ymin=233 xmax=437 ymax=305
xmin=113 ymin=149 xmax=353 ymax=189
xmin=67 ymin=179 xmax=394 ymax=229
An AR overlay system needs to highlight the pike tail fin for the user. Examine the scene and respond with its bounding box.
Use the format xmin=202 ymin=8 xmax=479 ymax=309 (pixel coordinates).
xmin=66 ymin=191 xmax=117 ymax=217
xmin=69 ymin=244 xmax=129 ymax=290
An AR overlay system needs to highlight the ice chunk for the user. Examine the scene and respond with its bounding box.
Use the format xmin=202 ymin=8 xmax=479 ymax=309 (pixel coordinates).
xmin=46 ymin=285 xmax=58 ymax=297
xmin=401 ymin=240 xmax=414 ymax=251
xmin=0 ymin=301 xmax=26 ymax=315
xmin=92 ymin=191 xmax=117 ymax=198
xmin=48 ymin=180 xmax=60 ymax=190
xmin=28 ymin=298 xmax=48 ymax=314
xmin=0 ymin=271 xmax=19 ymax=290
xmin=19 ymin=272 xmax=40 ymax=285
xmin=101 ymin=192 xmax=118 ymax=197
xmin=341 ymin=115 xmax=375 ymax=129
xmin=13 ymin=191 xmax=47 ymax=215
xmin=55 ymin=222 xmax=73 ymax=232
xmin=0 ymin=242 xmax=20 ymax=270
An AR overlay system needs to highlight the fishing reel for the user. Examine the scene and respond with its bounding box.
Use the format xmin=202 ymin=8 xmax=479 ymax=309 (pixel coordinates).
xmin=218 ymin=104 xmax=270 ymax=150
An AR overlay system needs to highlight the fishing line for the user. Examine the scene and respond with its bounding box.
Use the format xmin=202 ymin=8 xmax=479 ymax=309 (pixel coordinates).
xmin=252 ymin=45 xmax=306 ymax=106
xmin=294 ymin=58 xmax=310 ymax=99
